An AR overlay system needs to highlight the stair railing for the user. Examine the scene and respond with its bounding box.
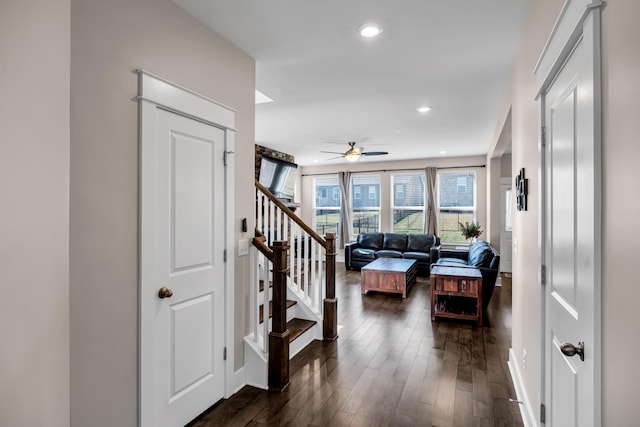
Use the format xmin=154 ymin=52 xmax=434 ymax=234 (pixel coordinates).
xmin=255 ymin=181 xmax=338 ymax=341
xmin=250 ymin=234 xmax=291 ymax=391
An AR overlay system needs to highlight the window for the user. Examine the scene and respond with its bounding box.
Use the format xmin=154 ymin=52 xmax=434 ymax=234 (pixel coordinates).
xmin=313 ymin=177 xmax=340 ymax=237
xmin=437 ymin=171 xmax=476 ymax=243
xmin=351 ymin=175 xmax=380 ymax=234
xmin=392 ymin=174 xmax=425 ymax=234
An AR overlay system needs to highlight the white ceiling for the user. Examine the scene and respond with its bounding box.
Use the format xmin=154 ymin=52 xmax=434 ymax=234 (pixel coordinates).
xmin=173 ymin=0 xmax=530 ymax=166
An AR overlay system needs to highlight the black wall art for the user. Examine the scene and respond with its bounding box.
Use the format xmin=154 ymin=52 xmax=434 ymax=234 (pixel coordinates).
xmin=516 ymin=168 xmax=528 ymax=211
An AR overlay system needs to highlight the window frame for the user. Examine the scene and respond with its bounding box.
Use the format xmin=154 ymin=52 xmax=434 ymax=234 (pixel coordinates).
xmin=436 ymin=170 xmax=477 ymax=243
xmin=350 ymin=174 xmax=381 ymax=235
xmin=390 ymin=172 xmax=426 ymax=234
xmin=312 ymin=176 xmax=341 ymax=238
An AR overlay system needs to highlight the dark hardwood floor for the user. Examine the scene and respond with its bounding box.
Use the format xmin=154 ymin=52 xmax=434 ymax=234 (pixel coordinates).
xmin=190 ymin=266 xmax=523 ymax=426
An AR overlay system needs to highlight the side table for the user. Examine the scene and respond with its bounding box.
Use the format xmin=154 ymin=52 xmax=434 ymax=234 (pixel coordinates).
xmin=430 ymin=265 xmax=483 ymax=326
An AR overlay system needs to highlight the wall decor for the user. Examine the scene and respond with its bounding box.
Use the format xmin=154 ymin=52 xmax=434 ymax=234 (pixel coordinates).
xmin=515 ymin=168 xmax=528 ymax=211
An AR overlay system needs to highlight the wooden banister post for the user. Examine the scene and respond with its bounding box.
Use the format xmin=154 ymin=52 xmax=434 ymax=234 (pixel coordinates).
xmin=268 ymin=241 xmax=290 ymax=391
xmin=323 ymin=233 xmax=338 ymax=341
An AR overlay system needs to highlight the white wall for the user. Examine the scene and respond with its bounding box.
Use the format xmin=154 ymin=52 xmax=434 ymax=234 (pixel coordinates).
xmin=0 ymin=1 xmax=71 ymax=426
xmin=300 ymin=155 xmax=487 ymax=254
xmin=70 ymin=1 xmax=254 ymax=425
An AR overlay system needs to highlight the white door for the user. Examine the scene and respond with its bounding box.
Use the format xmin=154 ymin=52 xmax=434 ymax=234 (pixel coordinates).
xmin=499 ymin=179 xmax=513 ymax=273
xmin=141 ymin=108 xmax=226 ymax=427
xmin=541 ymin=7 xmax=600 ymax=427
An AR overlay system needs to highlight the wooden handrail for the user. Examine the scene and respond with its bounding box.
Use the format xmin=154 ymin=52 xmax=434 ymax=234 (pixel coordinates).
xmin=255 ymin=181 xmax=326 ymax=246
xmin=252 ymin=233 xmax=273 ymax=262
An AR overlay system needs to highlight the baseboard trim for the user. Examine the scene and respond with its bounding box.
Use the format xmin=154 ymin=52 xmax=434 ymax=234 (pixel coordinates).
xmin=508 ymin=348 xmax=538 ymax=427
xmin=228 ymin=366 xmax=246 ymax=397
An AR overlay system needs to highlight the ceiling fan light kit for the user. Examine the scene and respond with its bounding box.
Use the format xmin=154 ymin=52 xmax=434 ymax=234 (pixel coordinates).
xmin=320 ymin=141 xmax=388 ymax=161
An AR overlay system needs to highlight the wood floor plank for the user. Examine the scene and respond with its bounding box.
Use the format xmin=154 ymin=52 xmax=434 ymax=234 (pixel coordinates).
xmin=191 ymin=266 xmax=524 ymax=427
xmin=452 ymin=389 xmax=473 ymax=427
xmin=472 ymin=367 xmax=494 ymax=420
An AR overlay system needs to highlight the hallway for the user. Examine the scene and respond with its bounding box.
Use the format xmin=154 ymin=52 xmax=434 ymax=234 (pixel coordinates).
xmin=191 ymin=266 xmax=522 ymax=426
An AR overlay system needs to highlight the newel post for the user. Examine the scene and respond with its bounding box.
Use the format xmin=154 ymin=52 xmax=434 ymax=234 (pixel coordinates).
xmin=268 ymin=240 xmax=290 ymax=391
xmin=323 ymin=233 xmax=338 ymax=341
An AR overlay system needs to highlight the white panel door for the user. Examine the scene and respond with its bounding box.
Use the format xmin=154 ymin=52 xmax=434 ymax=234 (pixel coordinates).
xmin=142 ymin=108 xmax=226 ymax=427
xmin=542 ymin=12 xmax=599 ymax=427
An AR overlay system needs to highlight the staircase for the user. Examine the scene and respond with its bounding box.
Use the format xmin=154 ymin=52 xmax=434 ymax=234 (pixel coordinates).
xmin=243 ymin=182 xmax=337 ymax=391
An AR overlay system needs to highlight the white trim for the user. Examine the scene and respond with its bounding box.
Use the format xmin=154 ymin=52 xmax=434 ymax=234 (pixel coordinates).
xmin=508 ymin=349 xmax=538 ymax=427
xmin=533 ymin=1 xmax=603 ymax=96
xmin=224 ymin=129 xmax=237 ymax=398
xmin=137 ymin=70 xmax=237 ymax=425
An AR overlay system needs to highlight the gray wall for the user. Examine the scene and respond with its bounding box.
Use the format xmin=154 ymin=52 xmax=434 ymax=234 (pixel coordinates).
xmin=0 ymin=1 xmax=71 ymax=426
xmin=601 ymin=0 xmax=640 ymax=422
xmin=70 ymin=1 xmax=254 ymax=425
xmin=490 ymin=0 xmax=640 ymax=424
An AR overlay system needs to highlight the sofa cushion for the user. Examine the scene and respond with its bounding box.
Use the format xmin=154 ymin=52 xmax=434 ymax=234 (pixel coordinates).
xmin=382 ymin=233 xmax=408 ymax=251
xmin=437 ymin=257 xmax=468 ymax=266
xmin=402 ymin=252 xmax=430 ymax=263
xmin=357 ymin=232 xmax=384 ymax=250
xmin=375 ymin=250 xmax=403 ymax=258
xmin=406 ymin=234 xmax=435 ymax=252
xmin=468 ymin=240 xmax=493 ymax=268
xmin=352 ymin=247 xmax=377 ymax=260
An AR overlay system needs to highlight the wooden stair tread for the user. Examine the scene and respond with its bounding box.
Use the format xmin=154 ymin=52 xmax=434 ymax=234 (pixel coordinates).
xmin=259 ymin=299 xmax=296 ymax=324
xmin=287 ymin=318 xmax=317 ymax=343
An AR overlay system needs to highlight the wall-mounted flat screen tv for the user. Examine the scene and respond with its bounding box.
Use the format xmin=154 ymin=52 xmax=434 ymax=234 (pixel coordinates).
xmin=258 ymin=155 xmax=298 ymax=200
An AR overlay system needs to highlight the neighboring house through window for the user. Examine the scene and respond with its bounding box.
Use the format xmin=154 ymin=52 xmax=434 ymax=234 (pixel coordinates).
xmin=392 ymin=173 xmax=425 ymax=234
xmin=313 ymin=177 xmax=340 ymax=237
xmin=352 ymin=175 xmax=380 ymax=234
xmin=437 ymin=170 xmax=476 ymax=243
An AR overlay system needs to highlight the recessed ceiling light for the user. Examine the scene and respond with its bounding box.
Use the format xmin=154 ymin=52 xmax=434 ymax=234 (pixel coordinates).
xmin=358 ymin=23 xmax=383 ymax=38
xmin=417 ymin=106 xmax=432 ymax=113
xmin=440 ymin=150 xmax=447 ymax=154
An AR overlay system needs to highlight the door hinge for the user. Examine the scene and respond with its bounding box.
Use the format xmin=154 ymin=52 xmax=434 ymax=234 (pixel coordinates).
xmin=541 ymin=126 xmax=547 ymax=147
xmin=541 ymin=264 xmax=546 ymax=285
xmin=223 ymin=150 xmax=234 ymax=166
xmin=223 ymin=347 xmax=227 ymax=361
xmin=540 ymin=403 xmax=546 ymax=423
xmin=223 ymin=249 xmax=227 ymax=262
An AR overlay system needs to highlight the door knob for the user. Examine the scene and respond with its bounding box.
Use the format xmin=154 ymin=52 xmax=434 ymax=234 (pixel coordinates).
xmin=158 ymin=287 xmax=173 ymax=299
xmin=560 ymin=341 xmax=584 ymax=361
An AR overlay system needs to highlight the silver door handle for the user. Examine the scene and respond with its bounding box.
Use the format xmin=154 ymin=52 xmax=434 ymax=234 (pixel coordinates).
xmin=560 ymin=341 xmax=584 ymax=361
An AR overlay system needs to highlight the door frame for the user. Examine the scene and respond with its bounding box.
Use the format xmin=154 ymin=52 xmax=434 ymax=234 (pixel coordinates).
xmin=535 ymin=1 xmax=602 ymax=425
xmin=499 ymin=176 xmax=513 ymax=274
xmin=137 ymin=69 xmax=236 ymax=426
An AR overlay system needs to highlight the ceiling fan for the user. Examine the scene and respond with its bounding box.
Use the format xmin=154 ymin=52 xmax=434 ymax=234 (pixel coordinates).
xmin=321 ymin=141 xmax=389 ymax=162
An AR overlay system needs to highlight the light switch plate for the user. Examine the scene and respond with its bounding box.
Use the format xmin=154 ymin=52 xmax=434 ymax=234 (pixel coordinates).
xmin=238 ymin=239 xmax=249 ymax=256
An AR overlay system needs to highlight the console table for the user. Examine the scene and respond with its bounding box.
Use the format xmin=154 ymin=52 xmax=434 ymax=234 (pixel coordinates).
xmin=430 ymin=265 xmax=483 ymax=326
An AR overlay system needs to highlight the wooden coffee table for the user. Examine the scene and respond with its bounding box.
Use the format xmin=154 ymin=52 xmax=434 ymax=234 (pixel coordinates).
xmin=361 ymin=258 xmax=417 ymax=298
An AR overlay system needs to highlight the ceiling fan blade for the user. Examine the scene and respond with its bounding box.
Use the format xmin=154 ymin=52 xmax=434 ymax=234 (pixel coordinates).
xmin=320 ymin=150 xmax=346 ymax=155
xmin=361 ymin=151 xmax=389 ymax=156
xmin=326 ymin=155 xmax=345 ymax=160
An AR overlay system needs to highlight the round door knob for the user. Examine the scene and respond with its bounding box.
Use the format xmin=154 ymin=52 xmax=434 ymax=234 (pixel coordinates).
xmin=158 ymin=287 xmax=173 ymax=299
xmin=560 ymin=341 xmax=584 ymax=361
